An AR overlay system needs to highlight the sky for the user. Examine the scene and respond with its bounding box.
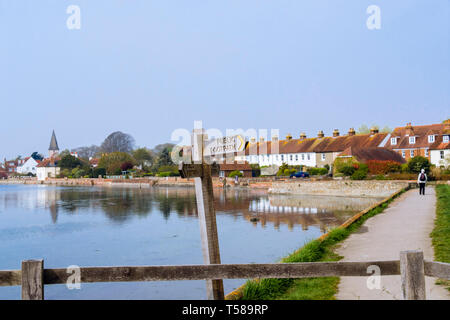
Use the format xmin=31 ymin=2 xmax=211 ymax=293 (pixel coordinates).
xmin=0 ymin=0 xmax=449 ymax=160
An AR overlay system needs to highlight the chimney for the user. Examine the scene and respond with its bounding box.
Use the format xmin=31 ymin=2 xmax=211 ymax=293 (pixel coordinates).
xmin=259 ymin=137 xmax=265 ymax=143
xmin=300 ymin=132 xmax=307 ymax=140
xmin=332 ymin=129 xmax=340 ymax=137
xmin=250 ymin=137 xmax=256 ymax=143
xmin=370 ymin=126 xmax=379 ymax=135
xmin=348 ymin=128 xmax=356 ymax=136
xmin=272 ymin=135 xmax=279 ymax=143
xmin=317 ymin=130 xmax=324 ymax=138
xmin=286 ymin=134 xmax=292 ymax=140
xmin=405 ymin=123 xmax=414 ymax=136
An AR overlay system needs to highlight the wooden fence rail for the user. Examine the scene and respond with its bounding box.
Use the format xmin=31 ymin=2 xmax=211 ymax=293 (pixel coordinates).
xmin=0 ymin=250 xmax=449 ymax=300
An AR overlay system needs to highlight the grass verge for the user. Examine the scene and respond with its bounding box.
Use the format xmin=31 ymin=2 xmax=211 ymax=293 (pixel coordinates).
xmin=240 ymin=190 xmax=405 ymax=300
xmin=431 ymin=184 xmax=450 ymax=291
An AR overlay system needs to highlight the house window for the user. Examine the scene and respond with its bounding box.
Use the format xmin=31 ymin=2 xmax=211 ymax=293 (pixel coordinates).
xmin=295 ymin=154 xmax=298 ymax=161
xmin=441 ymin=151 xmax=445 ymax=160
xmin=428 ymin=135 xmax=435 ymax=143
xmin=402 ymin=151 xmax=405 ymax=158
xmin=302 ymin=154 xmax=305 ymax=160
xmin=307 ymin=154 xmax=310 ymax=160
xmin=321 ymin=153 xmax=326 ymax=161
xmin=409 ymin=136 xmax=415 ymax=144
xmin=410 ymin=150 xmax=414 ymax=157
xmin=444 ymin=136 xmax=449 ymax=143
xmin=391 ymin=137 xmax=397 ymax=145
xmin=290 ymin=155 xmax=293 ymax=161
xmin=425 ymin=149 xmax=429 ymax=157
xmin=281 ymin=155 xmax=284 ymax=161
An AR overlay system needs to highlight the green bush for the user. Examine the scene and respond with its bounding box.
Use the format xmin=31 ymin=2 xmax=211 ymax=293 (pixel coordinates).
xmin=308 ymin=167 xmax=328 ymax=175
xmin=340 ymin=165 xmax=356 ymax=176
xmin=93 ymin=167 xmax=106 ymax=178
xmin=351 ymin=169 xmax=367 ymax=180
xmin=407 ymin=156 xmax=431 ymax=174
xmin=228 ymin=170 xmax=243 ymax=178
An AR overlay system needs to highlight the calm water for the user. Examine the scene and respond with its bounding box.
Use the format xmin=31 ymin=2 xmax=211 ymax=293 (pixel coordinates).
xmin=0 ymin=184 xmax=382 ymax=300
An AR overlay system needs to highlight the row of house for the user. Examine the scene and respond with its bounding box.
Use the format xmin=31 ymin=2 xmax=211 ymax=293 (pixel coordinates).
xmin=233 ymin=120 xmax=450 ymax=169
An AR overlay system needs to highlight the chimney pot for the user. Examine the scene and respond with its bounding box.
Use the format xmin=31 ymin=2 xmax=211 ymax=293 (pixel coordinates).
xmin=348 ymin=128 xmax=356 ymax=136
xmin=300 ymin=132 xmax=307 ymax=140
xmin=286 ymin=134 xmax=292 ymax=140
xmin=333 ymin=129 xmax=340 ymax=137
xmin=370 ymin=126 xmax=379 ymax=134
xmin=317 ymin=130 xmax=324 ymax=138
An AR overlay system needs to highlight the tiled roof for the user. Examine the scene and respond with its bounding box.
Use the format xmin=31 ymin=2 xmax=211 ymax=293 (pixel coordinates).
xmin=219 ymin=162 xmax=252 ymax=171
xmin=245 ymin=133 xmax=387 ymax=155
xmin=36 ymin=157 xmax=60 ymax=168
xmin=339 ymin=147 xmax=406 ymax=163
xmin=385 ymin=123 xmax=449 ymax=150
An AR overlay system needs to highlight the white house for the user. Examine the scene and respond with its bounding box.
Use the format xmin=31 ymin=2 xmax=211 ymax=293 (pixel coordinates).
xmin=430 ymin=133 xmax=450 ymax=167
xmin=36 ymin=130 xmax=61 ymax=181
xmin=16 ymin=157 xmax=40 ymax=175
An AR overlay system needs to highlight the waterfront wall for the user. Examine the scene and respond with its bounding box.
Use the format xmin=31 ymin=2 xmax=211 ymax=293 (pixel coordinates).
xmin=269 ymin=180 xmax=410 ymax=198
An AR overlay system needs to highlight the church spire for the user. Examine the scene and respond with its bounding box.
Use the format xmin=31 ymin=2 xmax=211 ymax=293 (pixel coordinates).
xmin=48 ymin=130 xmax=59 ymax=157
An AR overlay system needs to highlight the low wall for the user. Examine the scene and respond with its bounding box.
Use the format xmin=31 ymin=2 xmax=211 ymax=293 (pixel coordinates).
xmin=269 ymin=180 xmax=410 ymax=198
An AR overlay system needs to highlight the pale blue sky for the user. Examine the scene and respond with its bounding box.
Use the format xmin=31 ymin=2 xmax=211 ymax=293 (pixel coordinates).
xmin=1 ymin=0 xmax=449 ymax=160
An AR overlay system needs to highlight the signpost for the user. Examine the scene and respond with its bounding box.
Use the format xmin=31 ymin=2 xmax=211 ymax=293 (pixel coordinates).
xmin=179 ymin=129 xmax=244 ymax=300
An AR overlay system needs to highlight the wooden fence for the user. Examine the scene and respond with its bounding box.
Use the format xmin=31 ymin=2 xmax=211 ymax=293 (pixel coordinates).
xmin=0 ymin=250 xmax=449 ymax=300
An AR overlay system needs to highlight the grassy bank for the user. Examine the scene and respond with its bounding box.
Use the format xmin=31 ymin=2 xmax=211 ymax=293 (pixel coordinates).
xmin=431 ymin=184 xmax=450 ymax=290
xmin=240 ymin=190 xmax=405 ymax=300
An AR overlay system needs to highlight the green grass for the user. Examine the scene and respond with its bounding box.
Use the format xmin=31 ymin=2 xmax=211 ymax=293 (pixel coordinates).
xmin=241 ymin=194 xmax=401 ymax=300
xmin=431 ymin=184 xmax=450 ymax=291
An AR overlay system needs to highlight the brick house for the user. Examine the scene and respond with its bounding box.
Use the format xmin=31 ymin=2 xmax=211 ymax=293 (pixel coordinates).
xmin=384 ymin=121 xmax=449 ymax=163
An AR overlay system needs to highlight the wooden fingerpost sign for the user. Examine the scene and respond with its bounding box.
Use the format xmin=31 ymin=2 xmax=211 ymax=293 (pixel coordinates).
xmin=179 ymin=128 xmax=223 ymax=300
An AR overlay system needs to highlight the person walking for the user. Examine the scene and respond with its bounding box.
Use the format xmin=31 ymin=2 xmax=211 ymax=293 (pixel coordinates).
xmin=417 ymin=168 xmax=427 ymax=195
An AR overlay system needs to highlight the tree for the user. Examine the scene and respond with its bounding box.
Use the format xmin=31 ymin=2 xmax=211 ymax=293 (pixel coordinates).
xmin=59 ymin=154 xmax=82 ymax=169
xmin=357 ymin=124 xmax=391 ymax=134
xmin=357 ymin=125 xmax=370 ymax=134
xmin=132 ymin=148 xmax=153 ymax=168
xmin=407 ymin=156 xmax=431 ymax=174
xmin=100 ymin=131 xmax=135 ymax=154
xmin=31 ymin=152 xmax=44 ymax=161
xmin=155 ymin=147 xmax=174 ymax=168
xmin=71 ymin=145 xmax=100 ymax=159
xmin=152 ymin=143 xmax=175 ymax=155
xmin=98 ymin=152 xmax=135 ymax=174
xmin=120 ymin=161 xmax=134 ymax=171
xmin=59 ymin=149 xmax=71 ymax=157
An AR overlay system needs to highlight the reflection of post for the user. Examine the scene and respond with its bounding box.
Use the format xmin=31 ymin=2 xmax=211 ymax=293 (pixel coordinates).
xmin=180 ymin=127 xmax=224 ymax=300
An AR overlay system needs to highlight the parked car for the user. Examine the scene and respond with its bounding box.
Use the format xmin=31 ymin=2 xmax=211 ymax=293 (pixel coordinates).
xmin=290 ymin=171 xmax=310 ymax=178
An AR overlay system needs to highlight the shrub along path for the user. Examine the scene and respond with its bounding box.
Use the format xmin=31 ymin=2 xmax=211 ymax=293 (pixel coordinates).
xmin=335 ymin=187 xmax=449 ymax=300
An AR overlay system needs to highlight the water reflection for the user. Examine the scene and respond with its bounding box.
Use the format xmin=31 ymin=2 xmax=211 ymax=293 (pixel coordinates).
xmin=0 ymin=185 xmax=383 ymax=231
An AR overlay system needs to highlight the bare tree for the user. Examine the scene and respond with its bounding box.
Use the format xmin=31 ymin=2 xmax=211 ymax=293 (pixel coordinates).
xmin=72 ymin=145 xmax=101 ymax=159
xmin=100 ymin=131 xmax=135 ymax=154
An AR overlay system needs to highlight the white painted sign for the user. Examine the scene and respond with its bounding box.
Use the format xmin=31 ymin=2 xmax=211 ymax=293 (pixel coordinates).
xmin=203 ymin=135 xmax=245 ymax=156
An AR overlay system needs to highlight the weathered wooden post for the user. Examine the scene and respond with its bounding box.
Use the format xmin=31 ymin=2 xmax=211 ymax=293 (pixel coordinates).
xmin=179 ymin=128 xmax=224 ymax=300
xmin=21 ymin=259 xmax=44 ymax=300
xmin=400 ymin=250 xmax=426 ymax=300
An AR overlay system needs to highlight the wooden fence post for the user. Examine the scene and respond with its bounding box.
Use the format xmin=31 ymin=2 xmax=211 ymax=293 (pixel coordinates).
xmin=400 ymin=250 xmax=426 ymax=300
xmin=21 ymin=260 xmax=44 ymax=300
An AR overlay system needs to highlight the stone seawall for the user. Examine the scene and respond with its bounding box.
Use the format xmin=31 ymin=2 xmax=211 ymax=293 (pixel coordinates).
xmin=269 ymin=180 xmax=410 ymax=198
